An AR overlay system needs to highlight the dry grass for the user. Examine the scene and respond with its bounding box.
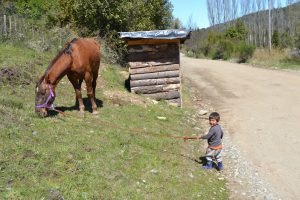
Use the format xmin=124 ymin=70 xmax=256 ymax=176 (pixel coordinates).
xmin=250 ymin=48 xmax=286 ymax=67
xmin=249 ymin=48 xmax=300 ymax=70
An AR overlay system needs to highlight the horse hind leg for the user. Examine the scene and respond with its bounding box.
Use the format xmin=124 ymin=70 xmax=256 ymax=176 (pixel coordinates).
xmin=92 ymin=69 xmax=98 ymax=97
xmin=85 ymin=73 xmax=98 ymax=115
xmin=67 ymin=74 xmax=85 ymax=114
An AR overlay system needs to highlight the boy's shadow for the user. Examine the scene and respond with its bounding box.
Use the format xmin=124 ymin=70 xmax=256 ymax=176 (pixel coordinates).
xmin=48 ymin=98 xmax=103 ymax=116
xmin=196 ymin=156 xmax=218 ymax=169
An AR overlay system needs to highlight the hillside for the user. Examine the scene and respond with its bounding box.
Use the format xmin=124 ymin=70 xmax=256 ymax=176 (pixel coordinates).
xmin=185 ymin=2 xmax=300 ymax=50
xmin=0 ymin=44 xmax=229 ymax=199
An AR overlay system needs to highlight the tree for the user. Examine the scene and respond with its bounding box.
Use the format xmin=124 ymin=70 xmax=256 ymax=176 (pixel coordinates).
xmin=295 ymin=34 xmax=300 ymax=49
xmin=272 ymin=30 xmax=280 ymax=47
xmin=280 ymin=32 xmax=293 ymax=48
xmin=225 ymin=19 xmax=248 ymax=41
xmin=268 ymin=0 xmax=272 ymax=53
xmin=186 ymin=14 xmax=197 ymax=30
xmin=206 ymin=0 xmax=216 ymax=26
xmin=59 ymin=0 xmax=173 ymax=36
xmin=16 ymin=0 xmax=59 ymax=21
xmin=172 ymin=18 xmax=183 ymax=29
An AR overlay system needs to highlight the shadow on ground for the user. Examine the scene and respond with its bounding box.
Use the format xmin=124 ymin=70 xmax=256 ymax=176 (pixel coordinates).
xmin=48 ymin=98 xmax=103 ymax=117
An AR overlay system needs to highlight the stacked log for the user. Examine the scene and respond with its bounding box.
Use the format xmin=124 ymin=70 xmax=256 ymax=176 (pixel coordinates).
xmin=128 ymin=42 xmax=181 ymax=106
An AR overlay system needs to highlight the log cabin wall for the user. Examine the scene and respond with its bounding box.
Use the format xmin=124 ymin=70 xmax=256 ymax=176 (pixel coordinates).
xmin=127 ymin=39 xmax=182 ymax=106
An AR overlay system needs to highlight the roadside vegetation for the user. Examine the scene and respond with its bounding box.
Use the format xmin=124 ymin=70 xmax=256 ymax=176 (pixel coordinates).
xmin=249 ymin=48 xmax=300 ymax=70
xmin=184 ymin=20 xmax=256 ymax=63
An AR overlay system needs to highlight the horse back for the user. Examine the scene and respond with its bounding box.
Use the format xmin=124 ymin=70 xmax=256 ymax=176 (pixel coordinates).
xmin=70 ymin=38 xmax=100 ymax=73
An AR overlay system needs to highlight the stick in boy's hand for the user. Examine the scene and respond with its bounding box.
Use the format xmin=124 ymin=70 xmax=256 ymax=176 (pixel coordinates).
xmin=183 ymin=136 xmax=198 ymax=142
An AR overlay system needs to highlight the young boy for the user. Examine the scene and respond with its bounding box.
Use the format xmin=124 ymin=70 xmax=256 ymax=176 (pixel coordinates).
xmin=198 ymin=112 xmax=224 ymax=171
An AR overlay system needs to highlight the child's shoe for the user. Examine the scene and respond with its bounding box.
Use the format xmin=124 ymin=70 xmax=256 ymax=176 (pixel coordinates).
xmin=217 ymin=162 xmax=224 ymax=171
xmin=202 ymin=160 xmax=212 ymax=170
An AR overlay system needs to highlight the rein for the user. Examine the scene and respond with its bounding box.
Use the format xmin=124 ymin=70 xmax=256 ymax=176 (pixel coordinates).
xmin=94 ymin=118 xmax=199 ymax=142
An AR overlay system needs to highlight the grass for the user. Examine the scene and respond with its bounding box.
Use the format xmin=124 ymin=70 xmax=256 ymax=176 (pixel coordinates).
xmin=0 ymin=43 xmax=55 ymax=85
xmin=249 ymin=48 xmax=300 ymax=70
xmin=184 ymin=46 xmax=300 ymax=71
xmin=0 ymin=45 xmax=229 ymax=199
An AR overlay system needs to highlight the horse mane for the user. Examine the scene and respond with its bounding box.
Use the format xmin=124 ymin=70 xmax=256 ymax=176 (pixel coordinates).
xmin=38 ymin=38 xmax=78 ymax=85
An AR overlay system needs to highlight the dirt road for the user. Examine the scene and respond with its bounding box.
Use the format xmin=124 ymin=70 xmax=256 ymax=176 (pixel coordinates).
xmin=181 ymin=55 xmax=300 ymax=199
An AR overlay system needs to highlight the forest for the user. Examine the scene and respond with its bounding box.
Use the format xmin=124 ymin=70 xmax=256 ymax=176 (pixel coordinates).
xmin=184 ymin=0 xmax=300 ymax=65
xmin=0 ymin=0 xmax=299 ymax=65
xmin=0 ymin=0 xmax=174 ymax=63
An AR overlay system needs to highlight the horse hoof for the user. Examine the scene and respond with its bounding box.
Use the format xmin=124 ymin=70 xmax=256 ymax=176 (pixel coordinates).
xmin=92 ymin=111 xmax=99 ymax=115
xmin=79 ymin=111 xmax=85 ymax=117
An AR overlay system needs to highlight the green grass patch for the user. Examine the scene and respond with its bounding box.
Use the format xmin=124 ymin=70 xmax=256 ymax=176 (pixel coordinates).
xmin=0 ymin=46 xmax=229 ymax=199
xmin=279 ymin=58 xmax=300 ymax=70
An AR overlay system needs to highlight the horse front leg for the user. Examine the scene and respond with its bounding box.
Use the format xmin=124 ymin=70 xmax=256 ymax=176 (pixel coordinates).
xmin=67 ymin=74 xmax=85 ymax=115
xmin=85 ymin=73 xmax=98 ymax=115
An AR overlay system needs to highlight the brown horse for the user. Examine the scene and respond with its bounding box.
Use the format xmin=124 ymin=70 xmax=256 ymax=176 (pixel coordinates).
xmin=35 ymin=38 xmax=100 ymax=117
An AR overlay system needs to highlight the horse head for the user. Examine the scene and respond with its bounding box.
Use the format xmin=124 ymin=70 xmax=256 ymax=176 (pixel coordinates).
xmin=35 ymin=76 xmax=55 ymax=117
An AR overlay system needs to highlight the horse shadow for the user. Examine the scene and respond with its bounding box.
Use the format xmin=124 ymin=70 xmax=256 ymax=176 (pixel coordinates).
xmin=48 ymin=98 xmax=103 ymax=117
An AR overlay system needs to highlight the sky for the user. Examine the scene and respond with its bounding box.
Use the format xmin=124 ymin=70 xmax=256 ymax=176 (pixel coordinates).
xmin=170 ymin=0 xmax=291 ymax=29
xmin=170 ymin=0 xmax=209 ymax=29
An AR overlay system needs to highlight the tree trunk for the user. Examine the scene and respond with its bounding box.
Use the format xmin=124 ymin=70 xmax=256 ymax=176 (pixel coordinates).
xmin=268 ymin=0 xmax=272 ymax=53
xmin=4 ymin=15 xmax=7 ymax=36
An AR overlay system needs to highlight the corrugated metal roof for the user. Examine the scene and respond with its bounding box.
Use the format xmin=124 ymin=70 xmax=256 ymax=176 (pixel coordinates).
xmin=119 ymin=29 xmax=190 ymax=40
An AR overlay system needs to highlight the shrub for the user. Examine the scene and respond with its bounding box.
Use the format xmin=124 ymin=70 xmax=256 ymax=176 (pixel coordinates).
xmin=280 ymin=32 xmax=293 ymax=48
xmin=295 ymin=34 xmax=300 ymax=50
xmin=272 ymin=30 xmax=280 ymax=48
xmin=213 ymin=39 xmax=234 ymax=60
xmin=237 ymin=43 xmax=256 ymax=63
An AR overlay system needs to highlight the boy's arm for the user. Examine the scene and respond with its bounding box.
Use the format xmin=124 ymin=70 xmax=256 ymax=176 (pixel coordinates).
xmin=183 ymin=127 xmax=214 ymax=141
xmin=198 ymin=128 xmax=214 ymax=139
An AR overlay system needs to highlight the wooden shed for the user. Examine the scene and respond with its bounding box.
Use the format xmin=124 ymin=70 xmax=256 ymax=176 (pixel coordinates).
xmin=120 ymin=30 xmax=190 ymax=107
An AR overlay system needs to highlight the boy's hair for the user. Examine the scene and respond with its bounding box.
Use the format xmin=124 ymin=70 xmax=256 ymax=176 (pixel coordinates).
xmin=209 ymin=112 xmax=220 ymax=122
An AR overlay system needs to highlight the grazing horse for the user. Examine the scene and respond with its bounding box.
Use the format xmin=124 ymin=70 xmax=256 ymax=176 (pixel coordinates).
xmin=35 ymin=38 xmax=100 ymax=117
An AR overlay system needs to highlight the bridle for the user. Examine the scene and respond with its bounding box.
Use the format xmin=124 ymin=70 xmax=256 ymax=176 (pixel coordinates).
xmin=35 ymin=84 xmax=55 ymax=109
xmin=35 ymin=84 xmax=65 ymax=115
